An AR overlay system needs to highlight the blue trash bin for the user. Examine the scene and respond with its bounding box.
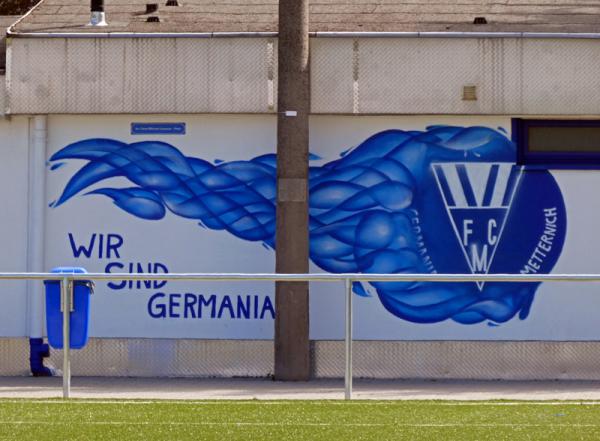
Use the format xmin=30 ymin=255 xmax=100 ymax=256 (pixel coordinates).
xmin=44 ymin=267 xmax=94 ymax=349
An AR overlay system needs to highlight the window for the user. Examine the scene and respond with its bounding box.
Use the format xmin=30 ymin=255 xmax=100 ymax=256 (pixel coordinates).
xmin=514 ymin=119 xmax=600 ymax=167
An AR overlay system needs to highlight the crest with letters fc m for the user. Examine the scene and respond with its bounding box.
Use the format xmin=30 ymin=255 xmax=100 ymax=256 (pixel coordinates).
xmin=432 ymin=162 xmax=522 ymax=290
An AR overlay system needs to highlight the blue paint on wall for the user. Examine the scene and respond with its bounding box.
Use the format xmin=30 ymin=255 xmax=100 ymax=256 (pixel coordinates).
xmin=49 ymin=126 xmax=566 ymax=325
xmin=131 ymin=123 xmax=186 ymax=135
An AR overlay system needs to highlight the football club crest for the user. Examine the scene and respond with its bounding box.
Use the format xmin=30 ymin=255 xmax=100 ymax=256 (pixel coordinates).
xmin=432 ymin=163 xmax=522 ymax=289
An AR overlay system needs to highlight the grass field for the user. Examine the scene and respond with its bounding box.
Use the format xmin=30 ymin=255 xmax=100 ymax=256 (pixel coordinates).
xmin=1 ymin=399 xmax=600 ymax=440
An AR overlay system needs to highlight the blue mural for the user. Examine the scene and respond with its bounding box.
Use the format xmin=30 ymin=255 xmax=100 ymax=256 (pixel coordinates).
xmin=49 ymin=125 xmax=566 ymax=325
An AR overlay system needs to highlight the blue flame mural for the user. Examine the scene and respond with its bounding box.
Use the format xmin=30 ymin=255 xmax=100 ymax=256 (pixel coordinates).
xmin=50 ymin=125 xmax=566 ymax=325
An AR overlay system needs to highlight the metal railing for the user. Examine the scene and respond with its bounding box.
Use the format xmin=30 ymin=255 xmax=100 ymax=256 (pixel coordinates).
xmin=4 ymin=271 xmax=600 ymax=399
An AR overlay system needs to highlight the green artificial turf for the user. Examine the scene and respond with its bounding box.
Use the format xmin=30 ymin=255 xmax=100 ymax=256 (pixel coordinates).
xmin=1 ymin=399 xmax=600 ymax=440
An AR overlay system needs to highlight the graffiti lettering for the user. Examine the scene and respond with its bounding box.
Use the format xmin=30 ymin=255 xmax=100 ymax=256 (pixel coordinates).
xmin=147 ymin=292 xmax=275 ymax=320
xmin=521 ymin=208 xmax=559 ymax=275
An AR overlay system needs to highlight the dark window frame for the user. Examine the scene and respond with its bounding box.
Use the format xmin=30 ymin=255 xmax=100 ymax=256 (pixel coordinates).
xmin=513 ymin=118 xmax=600 ymax=169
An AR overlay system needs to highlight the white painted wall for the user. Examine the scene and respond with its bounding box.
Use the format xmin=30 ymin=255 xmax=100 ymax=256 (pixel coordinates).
xmin=34 ymin=114 xmax=600 ymax=341
xmin=0 ymin=113 xmax=597 ymax=340
xmin=0 ymin=115 xmax=31 ymax=337
xmin=45 ymin=114 xmax=278 ymax=339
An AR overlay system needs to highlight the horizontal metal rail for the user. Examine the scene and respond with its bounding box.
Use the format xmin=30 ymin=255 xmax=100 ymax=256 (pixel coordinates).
xmin=3 ymin=272 xmax=600 ymax=282
xmin=12 ymin=271 xmax=600 ymax=400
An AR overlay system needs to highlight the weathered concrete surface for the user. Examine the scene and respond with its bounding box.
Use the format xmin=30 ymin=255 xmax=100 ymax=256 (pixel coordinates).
xmin=3 ymin=377 xmax=600 ymax=400
xmin=275 ymin=0 xmax=310 ymax=381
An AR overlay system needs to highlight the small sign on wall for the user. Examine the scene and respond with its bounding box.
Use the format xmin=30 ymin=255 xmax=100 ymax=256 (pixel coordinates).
xmin=131 ymin=123 xmax=186 ymax=135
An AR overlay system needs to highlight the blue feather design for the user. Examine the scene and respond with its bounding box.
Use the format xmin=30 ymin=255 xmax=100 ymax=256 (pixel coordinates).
xmin=49 ymin=126 xmax=562 ymax=325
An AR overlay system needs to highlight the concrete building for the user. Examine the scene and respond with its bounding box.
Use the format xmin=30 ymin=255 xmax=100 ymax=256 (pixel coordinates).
xmin=1 ymin=0 xmax=600 ymax=379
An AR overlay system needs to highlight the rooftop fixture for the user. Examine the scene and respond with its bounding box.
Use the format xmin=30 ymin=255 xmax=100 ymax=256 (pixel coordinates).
xmin=89 ymin=0 xmax=107 ymax=26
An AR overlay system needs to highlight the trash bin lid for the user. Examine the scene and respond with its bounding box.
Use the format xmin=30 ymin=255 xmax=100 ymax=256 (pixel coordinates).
xmin=45 ymin=267 xmax=90 ymax=286
xmin=50 ymin=267 xmax=88 ymax=274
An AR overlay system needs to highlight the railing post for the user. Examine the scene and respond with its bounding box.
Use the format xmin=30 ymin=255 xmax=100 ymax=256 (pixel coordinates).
xmin=344 ymin=278 xmax=353 ymax=400
xmin=61 ymin=276 xmax=71 ymax=399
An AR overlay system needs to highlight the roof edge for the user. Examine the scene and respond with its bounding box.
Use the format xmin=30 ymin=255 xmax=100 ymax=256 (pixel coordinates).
xmin=7 ymin=30 xmax=600 ymax=39
xmin=6 ymin=0 xmax=46 ymax=35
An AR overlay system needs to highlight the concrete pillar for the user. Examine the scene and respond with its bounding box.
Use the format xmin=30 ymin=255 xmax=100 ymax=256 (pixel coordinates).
xmin=275 ymin=0 xmax=310 ymax=380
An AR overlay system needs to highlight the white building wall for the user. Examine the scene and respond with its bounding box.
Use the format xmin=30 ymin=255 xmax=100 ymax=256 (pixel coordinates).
xmin=0 ymin=115 xmax=31 ymax=337
xmin=1 ymin=113 xmax=600 ymax=380
xmin=28 ymin=113 xmax=597 ymax=341
xmin=0 ymin=113 xmax=595 ymax=340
